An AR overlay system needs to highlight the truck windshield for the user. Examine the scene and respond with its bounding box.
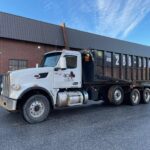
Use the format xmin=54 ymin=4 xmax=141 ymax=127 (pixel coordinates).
xmin=41 ymin=52 xmax=62 ymax=67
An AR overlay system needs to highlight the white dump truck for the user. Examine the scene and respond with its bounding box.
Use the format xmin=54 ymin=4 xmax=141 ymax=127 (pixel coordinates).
xmin=0 ymin=49 xmax=150 ymax=123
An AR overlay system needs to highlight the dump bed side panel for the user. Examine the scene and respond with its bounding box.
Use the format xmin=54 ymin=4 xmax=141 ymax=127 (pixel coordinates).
xmin=82 ymin=50 xmax=150 ymax=84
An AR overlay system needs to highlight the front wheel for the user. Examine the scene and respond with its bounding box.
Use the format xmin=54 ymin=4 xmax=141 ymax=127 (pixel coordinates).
xmin=22 ymin=94 xmax=51 ymax=124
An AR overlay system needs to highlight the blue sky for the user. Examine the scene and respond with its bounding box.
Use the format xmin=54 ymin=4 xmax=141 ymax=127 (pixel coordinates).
xmin=1 ymin=0 xmax=150 ymax=46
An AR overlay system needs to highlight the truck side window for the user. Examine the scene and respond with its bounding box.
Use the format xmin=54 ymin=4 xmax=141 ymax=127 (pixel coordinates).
xmin=65 ymin=55 xmax=77 ymax=69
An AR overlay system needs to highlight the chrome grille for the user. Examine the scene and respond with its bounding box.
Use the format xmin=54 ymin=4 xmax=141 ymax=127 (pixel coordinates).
xmin=2 ymin=73 xmax=10 ymax=97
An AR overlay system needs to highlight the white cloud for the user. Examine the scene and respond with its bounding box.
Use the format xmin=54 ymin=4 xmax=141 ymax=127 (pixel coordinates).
xmin=41 ymin=0 xmax=150 ymax=39
xmin=96 ymin=0 xmax=150 ymax=38
xmin=43 ymin=0 xmax=53 ymax=10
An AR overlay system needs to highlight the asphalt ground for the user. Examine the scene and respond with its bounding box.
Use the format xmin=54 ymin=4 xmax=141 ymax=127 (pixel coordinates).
xmin=0 ymin=101 xmax=150 ymax=150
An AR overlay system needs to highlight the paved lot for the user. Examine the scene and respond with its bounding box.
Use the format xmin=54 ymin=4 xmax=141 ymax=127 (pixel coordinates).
xmin=0 ymin=101 xmax=150 ymax=150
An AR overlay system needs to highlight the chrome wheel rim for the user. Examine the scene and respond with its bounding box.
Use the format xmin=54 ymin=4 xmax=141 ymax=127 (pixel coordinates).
xmin=29 ymin=100 xmax=45 ymax=118
xmin=144 ymin=90 xmax=150 ymax=102
xmin=114 ymin=90 xmax=122 ymax=101
xmin=132 ymin=92 xmax=139 ymax=103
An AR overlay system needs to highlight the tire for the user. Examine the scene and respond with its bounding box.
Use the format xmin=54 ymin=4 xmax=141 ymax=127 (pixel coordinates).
xmin=129 ymin=89 xmax=140 ymax=106
xmin=108 ymin=86 xmax=124 ymax=105
xmin=22 ymin=94 xmax=51 ymax=124
xmin=142 ymin=88 xmax=150 ymax=104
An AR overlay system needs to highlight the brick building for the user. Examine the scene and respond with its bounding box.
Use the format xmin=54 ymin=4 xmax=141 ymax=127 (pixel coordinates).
xmin=0 ymin=12 xmax=150 ymax=74
xmin=0 ymin=12 xmax=65 ymax=74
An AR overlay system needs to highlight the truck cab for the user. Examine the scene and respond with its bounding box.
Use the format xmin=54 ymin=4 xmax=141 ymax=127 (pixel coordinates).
xmin=0 ymin=50 xmax=88 ymax=123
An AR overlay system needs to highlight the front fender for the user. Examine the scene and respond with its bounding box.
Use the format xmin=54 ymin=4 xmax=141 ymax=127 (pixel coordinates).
xmin=18 ymin=86 xmax=54 ymax=107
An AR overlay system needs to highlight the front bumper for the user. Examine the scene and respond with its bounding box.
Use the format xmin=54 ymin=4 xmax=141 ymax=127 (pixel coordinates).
xmin=0 ymin=95 xmax=17 ymax=111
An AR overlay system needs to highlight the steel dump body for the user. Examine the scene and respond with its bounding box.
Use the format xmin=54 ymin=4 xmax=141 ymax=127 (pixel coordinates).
xmin=82 ymin=49 xmax=150 ymax=87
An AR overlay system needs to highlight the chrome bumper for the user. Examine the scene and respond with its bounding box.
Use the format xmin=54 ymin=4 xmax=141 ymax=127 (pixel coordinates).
xmin=0 ymin=95 xmax=17 ymax=111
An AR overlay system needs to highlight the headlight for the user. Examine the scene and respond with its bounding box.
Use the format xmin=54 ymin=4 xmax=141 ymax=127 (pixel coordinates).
xmin=11 ymin=84 xmax=21 ymax=91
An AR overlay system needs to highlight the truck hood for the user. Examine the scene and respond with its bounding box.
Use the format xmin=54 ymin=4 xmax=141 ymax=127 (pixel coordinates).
xmin=10 ymin=67 xmax=53 ymax=77
xmin=9 ymin=67 xmax=53 ymax=84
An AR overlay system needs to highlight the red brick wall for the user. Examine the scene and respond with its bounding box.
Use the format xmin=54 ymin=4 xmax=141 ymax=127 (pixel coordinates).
xmin=0 ymin=38 xmax=61 ymax=74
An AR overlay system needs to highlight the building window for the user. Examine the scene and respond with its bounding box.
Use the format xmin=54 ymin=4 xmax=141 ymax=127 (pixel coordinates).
xmin=9 ymin=59 xmax=28 ymax=71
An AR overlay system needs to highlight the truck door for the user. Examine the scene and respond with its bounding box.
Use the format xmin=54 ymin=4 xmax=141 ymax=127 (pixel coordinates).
xmin=53 ymin=54 xmax=82 ymax=89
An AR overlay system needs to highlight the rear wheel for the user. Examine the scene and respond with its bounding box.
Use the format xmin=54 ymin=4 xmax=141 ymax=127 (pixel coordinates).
xmin=129 ymin=89 xmax=140 ymax=106
xmin=22 ymin=94 xmax=51 ymax=124
xmin=108 ymin=86 xmax=124 ymax=105
xmin=142 ymin=88 xmax=150 ymax=104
